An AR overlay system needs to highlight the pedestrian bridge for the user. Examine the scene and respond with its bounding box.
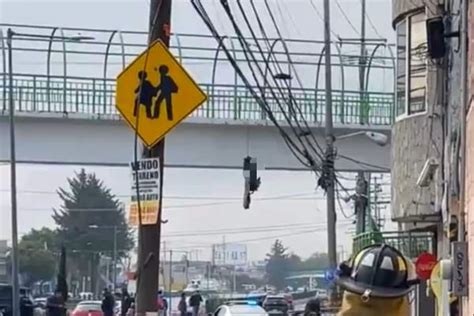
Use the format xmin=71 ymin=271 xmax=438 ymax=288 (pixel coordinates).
xmin=0 ymin=24 xmax=394 ymax=172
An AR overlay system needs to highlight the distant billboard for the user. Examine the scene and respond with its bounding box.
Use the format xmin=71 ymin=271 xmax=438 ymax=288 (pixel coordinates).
xmin=213 ymin=243 xmax=247 ymax=266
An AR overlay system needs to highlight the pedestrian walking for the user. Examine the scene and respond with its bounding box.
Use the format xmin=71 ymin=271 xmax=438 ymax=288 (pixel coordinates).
xmin=101 ymin=288 xmax=116 ymax=316
xmin=178 ymin=293 xmax=187 ymax=316
xmin=157 ymin=290 xmax=168 ymax=316
xmin=303 ymin=298 xmax=321 ymax=316
xmin=46 ymin=290 xmax=65 ymax=316
xmin=189 ymin=291 xmax=202 ymax=316
xmin=121 ymin=288 xmax=133 ymax=316
xmin=126 ymin=303 xmax=135 ymax=316
xmin=20 ymin=292 xmax=34 ymax=316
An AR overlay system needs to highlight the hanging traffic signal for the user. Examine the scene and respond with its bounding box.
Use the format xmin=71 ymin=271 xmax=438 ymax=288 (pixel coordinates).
xmin=243 ymin=156 xmax=261 ymax=209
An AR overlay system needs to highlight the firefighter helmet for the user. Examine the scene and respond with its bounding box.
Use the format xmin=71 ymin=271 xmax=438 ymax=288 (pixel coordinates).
xmin=336 ymin=244 xmax=419 ymax=300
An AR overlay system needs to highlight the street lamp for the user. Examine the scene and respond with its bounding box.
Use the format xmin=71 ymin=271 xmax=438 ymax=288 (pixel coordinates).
xmin=6 ymin=28 xmax=20 ymax=316
xmin=299 ymin=130 xmax=388 ymax=147
xmin=273 ymin=72 xmax=295 ymax=118
xmin=7 ymin=29 xmax=94 ymax=314
xmin=335 ymin=131 xmax=388 ymax=146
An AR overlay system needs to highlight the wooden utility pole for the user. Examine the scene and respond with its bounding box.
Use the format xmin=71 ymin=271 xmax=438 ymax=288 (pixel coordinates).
xmin=135 ymin=0 xmax=172 ymax=315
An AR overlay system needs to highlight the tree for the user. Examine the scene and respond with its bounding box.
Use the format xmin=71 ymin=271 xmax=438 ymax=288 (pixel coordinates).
xmin=287 ymin=253 xmax=302 ymax=271
xmin=17 ymin=228 xmax=59 ymax=286
xmin=299 ymin=253 xmax=329 ymax=271
xmin=52 ymin=169 xmax=134 ymax=292
xmin=265 ymin=239 xmax=290 ymax=290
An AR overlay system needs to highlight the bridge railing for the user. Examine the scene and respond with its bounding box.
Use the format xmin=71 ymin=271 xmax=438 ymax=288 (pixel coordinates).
xmin=352 ymin=231 xmax=435 ymax=259
xmin=0 ymin=73 xmax=394 ymax=125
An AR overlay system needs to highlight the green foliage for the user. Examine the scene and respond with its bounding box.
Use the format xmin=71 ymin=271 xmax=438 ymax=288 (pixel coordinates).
xmin=296 ymin=253 xmax=329 ymax=271
xmin=18 ymin=228 xmax=58 ymax=285
xmin=265 ymin=240 xmax=330 ymax=289
xmin=52 ymin=169 xmax=134 ymax=286
xmin=265 ymin=239 xmax=290 ymax=290
xmin=53 ymin=169 xmax=134 ymax=256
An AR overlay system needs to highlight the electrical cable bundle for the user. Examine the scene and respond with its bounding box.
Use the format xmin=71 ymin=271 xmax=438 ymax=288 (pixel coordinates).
xmin=191 ymin=0 xmax=355 ymax=209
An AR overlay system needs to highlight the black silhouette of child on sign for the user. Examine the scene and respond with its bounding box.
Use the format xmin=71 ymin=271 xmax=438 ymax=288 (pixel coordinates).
xmin=153 ymin=65 xmax=178 ymax=121
xmin=133 ymin=71 xmax=156 ymax=119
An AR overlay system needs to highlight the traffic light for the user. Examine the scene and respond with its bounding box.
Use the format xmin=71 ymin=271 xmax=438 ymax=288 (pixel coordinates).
xmin=243 ymin=156 xmax=261 ymax=209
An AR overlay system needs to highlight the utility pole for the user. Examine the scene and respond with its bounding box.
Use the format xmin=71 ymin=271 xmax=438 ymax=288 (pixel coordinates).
xmin=112 ymin=225 xmax=117 ymax=290
xmin=169 ymin=250 xmax=172 ymax=312
xmin=135 ymin=0 xmax=171 ymax=315
xmin=355 ymin=172 xmax=369 ymax=234
xmin=323 ymin=0 xmax=337 ymax=297
xmin=222 ymin=236 xmax=226 ymax=265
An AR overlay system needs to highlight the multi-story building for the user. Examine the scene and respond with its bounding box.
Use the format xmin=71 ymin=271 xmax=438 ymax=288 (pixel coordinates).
xmin=391 ymin=0 xmax=468 ymax=314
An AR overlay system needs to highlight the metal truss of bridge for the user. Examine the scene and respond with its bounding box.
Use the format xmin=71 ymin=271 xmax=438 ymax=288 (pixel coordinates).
xmin=0 ymin=24 xmax=395 ymax=171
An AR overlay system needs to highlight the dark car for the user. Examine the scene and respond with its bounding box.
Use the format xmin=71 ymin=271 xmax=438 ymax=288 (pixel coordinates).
xmin=262 ymin=295 xmax=289 ymax=315
xmin=0 ymin=284 xmax=34 ymax=316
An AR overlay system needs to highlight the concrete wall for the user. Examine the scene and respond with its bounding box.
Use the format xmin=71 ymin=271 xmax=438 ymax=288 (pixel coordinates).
xmin=0 ymin=114 xmax=391 ymax=172
xmin=466 ymin=2 xmax=474 ymax=313
xmin=466 ymin=103 xmax=474 ymax=315
xmin=391 ymin=0 xmax=444 ymax=222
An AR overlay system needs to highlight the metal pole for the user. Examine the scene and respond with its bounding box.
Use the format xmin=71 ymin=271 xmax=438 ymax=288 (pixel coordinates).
xmin=232 ymin=266 xmax=236 ymax=294
xmin=113 ymin=226 xmax=117 ymax=290
xmin=7 ymin=28 xmax=20 ymax=316
xmin=359 ymin=0 xmax=367 ymax=124
xmin=169 ymin=250 xmax=172 ymax=314
xmin=207 ymin=263 xmax=210 ymax=291
xmin=323 ymin=0 xmax=337 ymax=302
xmin=185 ymin=253 xmax=189 ymax=285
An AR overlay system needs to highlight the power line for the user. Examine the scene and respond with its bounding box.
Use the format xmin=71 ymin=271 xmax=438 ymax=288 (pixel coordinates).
xmin=309 ymin=0 xmax=339 ymax=38
xmin=337 ymin=155 xmax=390 ymax=172
xmin=364 ymin=10 xmax=384 ymax=39
xmin=0 ymin=189 xmax=321 ymax=200
xmin=192 ymin=1 xmax=311 ymax=168
xmin=334 ymin=0 xmax=360 ymax=36
xmin=164 ymin=223 xmax=354 ymax=251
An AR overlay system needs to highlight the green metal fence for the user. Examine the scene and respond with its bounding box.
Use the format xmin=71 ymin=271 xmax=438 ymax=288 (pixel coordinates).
xmin=0 ymin=73 xmax=394 ymax=125
xmin=352 ymin=231 xmax=434 ymax=259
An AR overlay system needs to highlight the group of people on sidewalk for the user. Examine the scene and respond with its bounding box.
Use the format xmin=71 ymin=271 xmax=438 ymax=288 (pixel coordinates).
xmin=30 ymin=286 xmax=203 ymax=316
xmin=121 ymin=289 xmax=202 ymax=316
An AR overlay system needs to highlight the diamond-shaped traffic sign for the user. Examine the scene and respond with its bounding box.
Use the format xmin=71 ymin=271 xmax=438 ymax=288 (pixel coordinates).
xmin=115 ymin=40 xmax=207 ymax=147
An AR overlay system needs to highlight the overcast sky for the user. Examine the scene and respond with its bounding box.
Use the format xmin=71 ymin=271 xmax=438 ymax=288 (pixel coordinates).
xmin=0 ymin=0 xmax=395 ymax=261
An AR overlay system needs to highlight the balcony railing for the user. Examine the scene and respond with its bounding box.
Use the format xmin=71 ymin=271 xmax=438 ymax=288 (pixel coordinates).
xmin=353 ymin=231 xmax=435 ymax=258
xmin=0 ymin=73 xmax=394 ymax=125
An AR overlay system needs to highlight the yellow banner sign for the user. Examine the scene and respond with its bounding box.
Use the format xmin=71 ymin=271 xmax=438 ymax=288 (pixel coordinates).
xmin=129 ymin=158 xmax=161 ymax=226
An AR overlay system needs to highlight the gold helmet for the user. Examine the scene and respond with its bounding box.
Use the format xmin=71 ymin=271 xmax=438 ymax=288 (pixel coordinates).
xmin=337 ymin=244 xmax=419 ymax=300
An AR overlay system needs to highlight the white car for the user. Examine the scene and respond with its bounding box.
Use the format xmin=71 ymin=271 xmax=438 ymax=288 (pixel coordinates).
xmin=214 ymin=301 xmax=268 ymax=316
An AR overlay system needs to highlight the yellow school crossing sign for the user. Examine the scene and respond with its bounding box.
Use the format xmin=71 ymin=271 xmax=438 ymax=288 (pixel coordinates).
xmin=115 ymin=40 xmax=207 ymax=147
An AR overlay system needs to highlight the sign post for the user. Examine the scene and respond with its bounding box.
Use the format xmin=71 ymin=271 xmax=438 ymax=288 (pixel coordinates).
xmin=415 ymin=252 xmax=437 ymax=281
